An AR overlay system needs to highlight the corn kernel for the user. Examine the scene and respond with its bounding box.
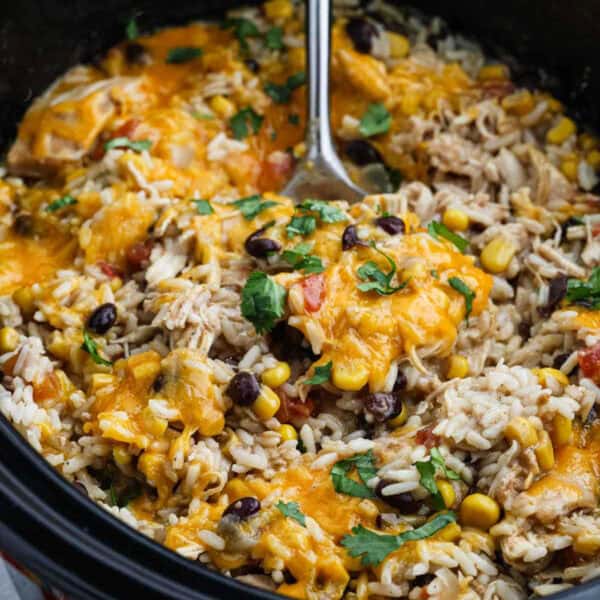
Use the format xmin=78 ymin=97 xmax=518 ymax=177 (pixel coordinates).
xmin=580 ymin=133 xmax=599 ymax=151
xmin=262 ymin=361 xmax=291 ymax=388
xmin=437 ymin=480 xmax=456 ymax=509
xmin=477 ymin=64 xmax=509 ymax=81
xmin=141 ymin=407 xmax=168 ymax=437
xmin=504 ymin=417 xmax=538 ymax=448
xmin=533 ymin=367 xmax=569 ymax=387
xmin=573 ymin=534 xmax=600 ymax=555
xmin=552 ymin=413 xmax=572 ymax=447
xmin=278 ymin=423 xmax=298 ymax=441
xmin=447 ymin=355 xmax=469 ymax=379
xmin=287 ymin=47 xmax=305 ymax=72
xmin=113 ymin=446 xmax=132 ymax=465
xmin=110 ymin=277 xmax=123 ymax=292
xmin=436 ymin=521 xmax=462 ymax=542
xmin=131 ymin=361 xmax=161 ymax=382
xmin=209 ymin=95 xmax=236 ymax=119
xmin=480 ymin=237 xmax=517 ymax=274
xmin=264 ymin=0 xmax=293 ymax=21
xmin=546 ymin=96 xmax=563 ymax=113
xmin=388 ymin=400 xmax=408 ymax=427
xmin=459 ymin=493 xmax=501 ymax=530
xmin=535 ymin=430 xmax=555 ymax=470
xmin=561 ymin=158 xmax=579 ymax=181
xmin=12 ymin=286 xmax=35 ymax=319
xmin=388 ymin=32 xmax=410 ymax=59
xmin=587 ymin=150 xmax=600 ymax=171
xmin=332 ymin=362 xmax=370 ymax=391
xmin=0 ymin=327 xmax=20 ymax=353
xmin=225 ymin=478 xmax=251 ymax=501
xmin=253 ymin=386 xmax=281 ymax=420
xmin=90 ymin=373 xmax=117 ymax=392
xmin=547 ymin=116 xmax=576 ymax=145
xmin=442 ymin=208 xmax=469 ymax=232
xmin=501 ymin=90 xmax=535 ymax=116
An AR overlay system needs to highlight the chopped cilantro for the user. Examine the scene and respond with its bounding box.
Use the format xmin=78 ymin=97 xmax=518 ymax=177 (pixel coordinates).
xmin=288 ymin=113 xmax=300 ymax=125
xmin=358 ymin=103 xmax=391 ymax=137
xmin=81 ymin=330 xmax=112 ymax=367
xmin=166 ymin=46 xmax=203 ymax=64
xmin=341 ymin=512 xmax=457 ymax=566
xmin=387 ymin=167 xmax=403 ymax=190
xmin=331 ymin=451 xmax=377 ymax=499
xmin=566 ymin=267 xmax=600 ymax=308
xmin=265 ymin=26 xmax=284 ymax=50
xmin=305 ymin=361 xmax=332 ymax=385
xmin=448 ymin=277 xmax=475 ymax=321
xmin=415 ymin=448 xmax=460 ymax=510
xmin=276 ymin=501 xmax=306 ymax=526
xmin=241 ymin=271 xmax=287 ymax=334
xmin=298 ymin=198 xmax=347 ymax=224
xmin=222 ymin=18 xmax=260 ymax=52
xmin=357 ymin=243 xmax=407 ymax=296
xmin=427 ymin=221 xmax=469 ymax=253
xmin=232 ymin=195 xmax=278 ymax=220
xmin=282 ymin=243 xmax=324 ymax=274
xmin=264 ymin=71 xmax=306 ymax=104
xmin=46 ymin=195 xmax=77 ymax=212
xmin=104 ymin=137 xmax=152 ymax=153
xmin=430 ymin=269 xmax=439 ymax=279
xmin=286 ymin=215 xmax=316 ymax=238
xmin=192 ymin=112 xmax=214 ymax=120
xmin=192 ymin=199 xmax=214 ymax=215
xmin=230 ymin=107 xmax=264 ymax=140
xmin=126 ymin=16 xmax=139 ymax=40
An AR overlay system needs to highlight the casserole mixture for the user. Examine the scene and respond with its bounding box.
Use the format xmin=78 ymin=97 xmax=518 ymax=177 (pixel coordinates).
xmin=1 ymin=1 xmax=600 ymax=598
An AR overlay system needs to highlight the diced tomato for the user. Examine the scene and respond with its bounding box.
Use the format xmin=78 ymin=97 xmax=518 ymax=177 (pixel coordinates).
xmin=98 ymin=261 xmax=122 ymax=279
xmin=276 ymin=391 xmax=315 ymax=423
xmin=415 ymin=425 xmax=440 ymax=449
xmin=126 ymin=240 xmax=153 ymax=270
xmin=579 ymin=342 xmax=600 ymax=383
xmin=258 ymin=151 xmax=294 ymax=191
xmin=592 ymin=224 xmax=600 ymax=237
xmin=302 ymin=273 xmax=325 ymax=312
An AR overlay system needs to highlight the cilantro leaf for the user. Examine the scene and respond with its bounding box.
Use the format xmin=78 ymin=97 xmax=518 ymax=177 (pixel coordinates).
xmin=265 ymin=26 xmax=284 ymax=50
xmin=298 ymin=199 xmax=347 ymax=224
xmin=427 ymin=221 xmax=469 ymax=253
xmin=305 ymin=361 xmax=332 ymax=385
xmin=241 ymin=271 xmax=287 ymax=334
xmin=265 ymin=72 xmax=306 ymax=104
xmin=282 ymin=243 xmax=324 ymax=274
xmin=192 ymin=112 xmax=214 ymax=120
xmin=566 ymin=267 xmax=600 ymax=308
xmin=341 ymin=513 xmax=457 ymax=566
xmin=331 ymin=450 xmax=377 ymax=499
xmin=192 ymin=199 xmax=214 ymax=215
xmin=286 ymin=215 xmax=316 ymax=238
xmin=288 ymin=113 xmax=300 ymax=125
xmin=81 ymin=330 xmax=112 ymax=367
xmin=126 ymin=16 xmax=139 ymax=40
xmin=104 ymin=137 xmax=152 ymax=153
xmin=229 ymin=107 xmax=264 ymax=140
xmin=232 ymin=195 xmax=278 ymax=220
xmin=357 ymin=243 xmax=407 ymax=296
xmin=46 ymin=195 xmax=77 ymax=212
xmin=448 ymin=277 xmax=475 ymax=321
xmin=430 ymin=448 xmax=460 ymax=480
xmin=415 ymin=459 xmax=444 ymax=510
xmin=276 ymin=501 xmax=306 ymax=526
xmin=222 ymin=18 xmax=260 ymax=52
xmin=166 ymin=46 xmax=203 ymax=64
xmin=358 ymin=103 xmax=391 ymax=137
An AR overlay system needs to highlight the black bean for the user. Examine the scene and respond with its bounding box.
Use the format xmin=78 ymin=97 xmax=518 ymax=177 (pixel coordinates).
xmin=518 ymin=321 xmax=531 ymax=339
xmin=226 ymin=372 xmax=260 ymax=406
xmin=392 ymin=371 xmax=407 ymax=392
xmin=584 ymin=405 xmax=598 ymax=426
xmin=152 ymin=374 xmax=164 ymax=392
xmin=552 ymin=353 xmax=570 ymax=369
xmin=345 ymin=140 xmax=383 ymax=166
xmin=14 ymin=213 xmax=34 ymax=236
xmin=375 ymin=479 xmax=420 ymax=513
xmin=413 ymin=574 xmax=435 ymax=588
xmin=560 ymin=216 xmax=584 ymax=243
xmin=73 ymin=482 xmax=88 ymax=496
xmin=538 ymin=275 xmax=568 ymax=318
xmin=363 ymin=393 xmax=399 ymax=423
xmin=223 ymin=496 xmax=261 ymax=520
xmin=345 ymin=18 xmax=378 ymax=54
xmin=87 ymin=303 xmax=117 ymax=334
xmin=244 ymin=58 xmax=260 ymax=73
xmin=268 ymin=322 xmax=316 ymax=362
xmin=124 ymin=42 xmax=148 ymax=65
xmin=245 ymin=236 xmax=281 ymax=258
xmin=375 ymin=215 xmax=405 ymax=235
xmin=342 ymin=224 xmax=360 ymax=250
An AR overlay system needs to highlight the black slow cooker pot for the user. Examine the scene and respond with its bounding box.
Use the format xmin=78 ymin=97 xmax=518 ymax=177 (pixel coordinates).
xmin=1 ymin=1 xmax=600 ymax=598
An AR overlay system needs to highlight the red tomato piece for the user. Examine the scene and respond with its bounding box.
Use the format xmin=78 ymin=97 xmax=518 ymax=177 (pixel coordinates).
xmin=415 ymin=425 xmax=440 ymax=449
xmin=579 ymin=342 xmax=600 ymax=383
xmin=97 ymin=261 xmax=122 ymax=279
xmin=126 ymin=240 xmax=153 ymax=270
xmin=276 ymin=391 xmax=315 ymax=423
xmin=302 ymin=273 xmax=325 ymax=312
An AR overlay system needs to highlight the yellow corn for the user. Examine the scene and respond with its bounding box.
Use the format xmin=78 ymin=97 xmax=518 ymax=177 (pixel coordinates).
xmin=437 ymin=480 xmax=456 ymax=509
xmin=552 ymin=414 xmax=572 ymax=447
xmin=480 ymin=237 xmax=517 ymax=274
xmin=388 ymin=400 xmax=408 ymax=427
xmin=90 ymin=373 xmax=117 ymax=392
xmin=209 ymin=95 xmax=236 ymax=119
xmin=141 ymin=407 xmax=168 ymax=437
xmin=110 ymin=277 xmax=123 ymax=292
xmin=504 ymin=417 xmax=538 ymax=448
xmin=459 ymin=493 xmax=501 ymax=530
xmin=546 ymin=96 xmax=564 ymax=113
xmin=436 ymin=521 xmax=462 ymax=542
xmin=501 ymin=90 xmax=535 ymax=116
xmin=262 ymin=361 xmax=291 ymax=388
xmin=447 ymin=355 xmax=469 ymax=379
xmin=12 ymin=286 xmax=35 ymax=319
xmin=442 ymin=208 xmax=469 ymax=232
xmin=287 ymin=47 xmax=305 ymax=72
xmin=131 ymin=361 xmax=161 ymax=383
xmin=253 ymin=386 xmax=281 ymax=420
xmin=402 ymin=261 xmax=428 ymax=281
xmin=561 ymin=158 xmax=579 ymax=181
xmin=573 ymin=534 xmax=600 ymax=556
xmin=533 ymin=367 xmax=569 ymax=387
xmin=264 ymin=0 xmax=293 ymax=21
xmin=579 ymin=133 xmax=599 ymax=151
xmin=535 ymin=430 xmax=555 ymax=470
xmin=477 ymin=64 xmax=509 ymax=81
xmin=332 ymin=362 xmax=370 ymax=391
xmin=547 ymin=117 xmax=576 ymax=145
xmin=113 ymin=446 xmax=132 ymax=466
xmin=278 ymin=423 xmax=298 ymax=442
xmin=388 ymin=32 xmax=410 ymax=59
xmin=587 ymin=150 xmax=600 ymax=170
xmin=225 ymin=478 xmax=251 ymax=501
xmin=0 ymin=327 xmax=19 ymax=353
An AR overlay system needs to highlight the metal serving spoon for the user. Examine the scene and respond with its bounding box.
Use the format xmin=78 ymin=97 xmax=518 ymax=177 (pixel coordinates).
xmin=281 ymin=0 xmax=366 ymax=203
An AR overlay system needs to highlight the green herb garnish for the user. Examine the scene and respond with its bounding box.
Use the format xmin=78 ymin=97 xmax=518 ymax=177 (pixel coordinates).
xmin=46 ymin=195 xmax=77 ymax=212
xmin=264 ymin=71 xmax=306 ymax=104
xmin=305 ymin=361 xmax=332 ymax=385
xmin=282 ymin=243 xmax=324 ymax=274
xmin=427 ymin=221 xmax=469 ymax=253
xmin=265 ymin=26 xmax=284 ymax=50
xmin=192 ymin=112 xmax=214 ymax=120
xmin=358 ymin=103 xmax=391 ymax=137
xmin=298 ymin=199 xmax=347 ymax=224
xmin=415 ymin=448 xmax=460 ymax=510
xmin=448 ymin=277 xmax=475 ymax=321
xmin=288 ymin=113 xmax=300 ymax=125
xmin=81 ymin=331 xmax=112 ymax=367
xmin=357 ymin=243 xmax=407 ymax=296
xmin=331 ymin=450 xmax=377 ymax=499
xmin=166 ymin=46 xmax=203 ymax=64
xmin=286 ymin=215 xmax=317 ymax=238
xmin=192 ymin=199 xmax=214 ymax=215
xmin=104 ymin=137 xmax=152 ymax=153
xmin=241 ymin=271 xmax=287 ymax=334
xmin=430 ymin=269 xmax=439 ymax=279
xmin=126 ymin=16 xmax=139 ymax=40
xmin=232 ymin=195 xmax=278 ymax=220
xmin=276 ymin=501 xmax=306 ymax=526
xmin=222 ymin=18 xmax=261 ymax=52
xmin=341 ymin=512 xmax=457 ymax=566
xmin=230 ymin=107 xmax=264 ymax=140
xmin=566 ymin=267 xmax=600 ymax=308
